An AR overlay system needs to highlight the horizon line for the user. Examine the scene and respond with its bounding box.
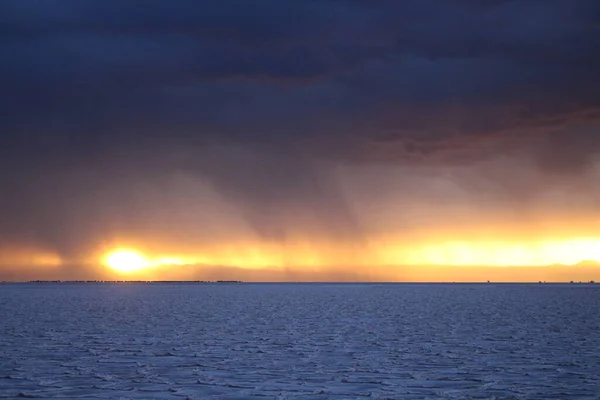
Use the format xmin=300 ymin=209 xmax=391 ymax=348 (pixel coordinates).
xmin=1 ymin=280 xmax=596 ymax=285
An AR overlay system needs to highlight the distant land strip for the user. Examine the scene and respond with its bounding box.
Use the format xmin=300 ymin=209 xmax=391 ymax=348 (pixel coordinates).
xmin=0 ymin=280 xmax=597 ymax=285
xmin=1 ymin=280 xmax=244 ymax=284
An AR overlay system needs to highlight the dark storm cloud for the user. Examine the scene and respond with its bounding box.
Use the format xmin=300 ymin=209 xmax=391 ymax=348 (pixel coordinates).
xmin=1 ymin=0 xmax=600 ymax=260
xmin=3 ymin=0 xmax=599 ymax=138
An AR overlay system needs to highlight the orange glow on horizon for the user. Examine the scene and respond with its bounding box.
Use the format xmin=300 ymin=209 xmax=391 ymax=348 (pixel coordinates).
xmin=382 ymin=238 xmax=600 ymax=267
xmin=92 ymin=236 xmax=600 ymax=280
xmin=0 ymin=247 xmax=62 ymax=269
xmin=2 ymin=232 xmax=600 ymax=282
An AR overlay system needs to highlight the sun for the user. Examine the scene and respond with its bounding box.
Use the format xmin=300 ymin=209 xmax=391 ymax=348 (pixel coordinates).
xmin=105 ymin=249 xmax=148 ymax=273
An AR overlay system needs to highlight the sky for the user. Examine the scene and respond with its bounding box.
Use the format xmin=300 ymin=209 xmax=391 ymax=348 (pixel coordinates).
xmin=1 ymin=0 xmax=600 ymax=281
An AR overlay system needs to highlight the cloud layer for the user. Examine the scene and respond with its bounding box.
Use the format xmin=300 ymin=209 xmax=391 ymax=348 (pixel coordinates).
xmin=1 ymin=0 xmax=600 ymax=278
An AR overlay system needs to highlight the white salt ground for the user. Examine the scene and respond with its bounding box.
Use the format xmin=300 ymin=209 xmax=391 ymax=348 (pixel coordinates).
xmin=0 ymin=283 xmax=599 ymax=399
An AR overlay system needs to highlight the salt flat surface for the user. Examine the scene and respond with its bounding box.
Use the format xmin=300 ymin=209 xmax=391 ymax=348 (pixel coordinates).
xmin=0 ymin=283 xmax=599 ymax=399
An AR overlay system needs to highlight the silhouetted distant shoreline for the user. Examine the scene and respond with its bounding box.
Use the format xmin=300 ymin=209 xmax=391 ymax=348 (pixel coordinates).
xmin=2 ymin=280 xmax=244 ymax=284
xmin=0 ymin=280 xmax=597 ymax=285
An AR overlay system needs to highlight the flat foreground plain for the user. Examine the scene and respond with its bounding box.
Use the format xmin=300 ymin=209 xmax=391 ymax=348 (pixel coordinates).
xmin=1 ymin=283 xmax=599 ymax=399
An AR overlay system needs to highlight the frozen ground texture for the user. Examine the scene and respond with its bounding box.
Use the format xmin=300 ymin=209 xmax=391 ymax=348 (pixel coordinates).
xmin=1 ymin=283 xmax=599 ymax=399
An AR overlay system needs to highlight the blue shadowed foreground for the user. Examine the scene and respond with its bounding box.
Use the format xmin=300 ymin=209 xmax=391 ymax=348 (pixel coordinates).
xmin=0 ymin=283 xmax=599 ymax=399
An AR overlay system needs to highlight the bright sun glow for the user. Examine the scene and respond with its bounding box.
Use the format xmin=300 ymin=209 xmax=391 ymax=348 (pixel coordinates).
xmin=105 ymin=249 xmax=148 ymax=273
